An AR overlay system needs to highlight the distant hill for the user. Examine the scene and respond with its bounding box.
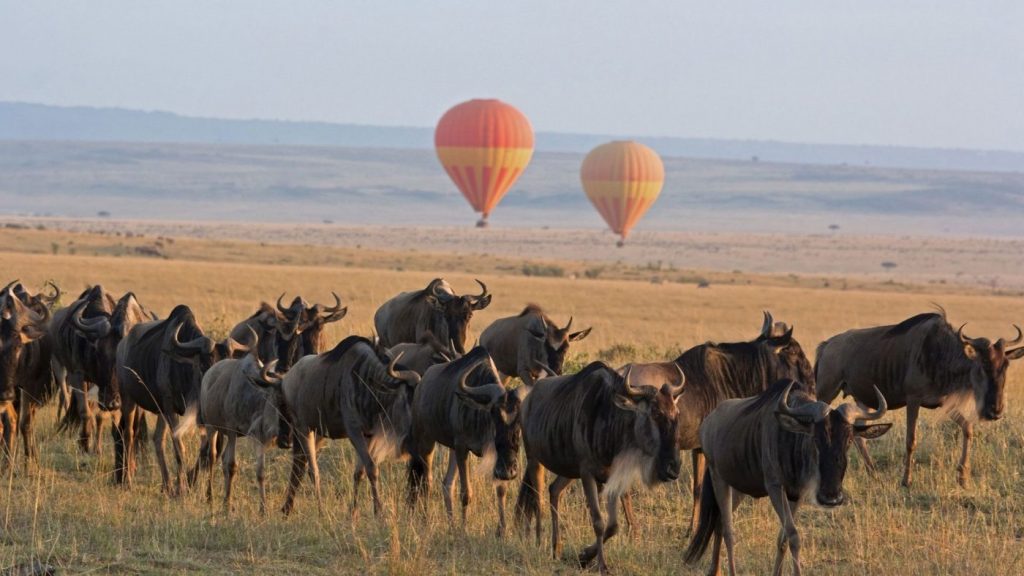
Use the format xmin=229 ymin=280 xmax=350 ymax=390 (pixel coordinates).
xmin=3 ymin=101 xmax=1023 ymax=173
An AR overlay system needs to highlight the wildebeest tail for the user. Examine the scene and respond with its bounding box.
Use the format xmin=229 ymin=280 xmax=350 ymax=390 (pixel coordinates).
xmin=172 ymin=402 xmax=200 ymax=439
xmin=684 ymin=468 xmax=720 ymax=564
xmin=514 ymin=458 xmax=544 ymax=527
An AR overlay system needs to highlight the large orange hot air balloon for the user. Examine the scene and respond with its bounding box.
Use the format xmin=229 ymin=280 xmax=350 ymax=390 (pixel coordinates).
xmin=580 ymin=141 xmax=665 ymax=246
xmin=435 ymin=99 xmax=534 ymax=227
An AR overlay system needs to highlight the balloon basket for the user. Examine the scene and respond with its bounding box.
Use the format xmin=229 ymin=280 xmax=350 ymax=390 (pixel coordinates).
xmin=476 ymin=218 xmax=489 ymax=228
xmin=616 ymin=239 xmax=626 ymax=248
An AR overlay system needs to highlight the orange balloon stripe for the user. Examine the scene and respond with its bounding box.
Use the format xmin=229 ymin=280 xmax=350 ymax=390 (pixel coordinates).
xmin=435 ymin=99 xmax=534 ymax=149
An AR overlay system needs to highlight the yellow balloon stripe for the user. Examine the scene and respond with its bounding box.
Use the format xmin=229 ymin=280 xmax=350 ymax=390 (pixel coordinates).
xmin=435 ymin=146 xmax=534 ymax=169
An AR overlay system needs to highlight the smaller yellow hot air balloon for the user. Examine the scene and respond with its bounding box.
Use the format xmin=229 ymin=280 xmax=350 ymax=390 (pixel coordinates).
xmin=580 ymin=141 xmax=665 ymax=246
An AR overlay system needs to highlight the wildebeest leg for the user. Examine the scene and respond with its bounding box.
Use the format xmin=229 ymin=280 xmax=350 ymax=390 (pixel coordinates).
xmin=306 ymin=434 xmax=323 ymax=511
xmin=345 ymin=430 xmax=381 ymax=516
xmin=852 ymin=427 xmax=877 ymax=476
xmin=93 ymin=410 xmax=105 ymax=455
xmin=767 ymin=487 xmax=801 ymax=576
xmin=19 ymin=390 xmax=37 ymax=466
xmin=281 ymin=431 xmax=312 ymax=516
xmin=578 ymin=475 xmax=609 ymax=573
xmin=711 ymin=472 xmax=737 ymax=576
xmin=619 ymin=492 xmax=636 ymax=536
xmin=953 ymin=413 xmax=973 ymax=488
xmin=205 ymin=430 xmax=219 ymax=503
xmin=580 ymin=488 xmax=622 ymax=568
xmin=690 ymin=449 xmax=706 ymax=535
xmin=78 ymin=378 xmax=94 ymax=453
xmin=455 ymin=446 xmax=472 ymax=525
xmin=902 ymin=403 xmax=921 ymax=487
xmin=495 ymin=483 xmax=508 ymax=538
xmin=351 ymin=460 xmax=365 ymax=517
xmin=115 ymin=399 xmax=137 ymax=487
xmin=153 ymin=416 xmax=172 ymax=494
xmin=0 ymin=402 xmax=16 ymax=462
xmin=441 ymin=449 xmax=457 ymax=521
xmin=548 ymin=475 xmax=572 ymax=560
xmin=255 ymin=439 xmax=268 ymax=516
xmin=168 ymin=413 xmax=188 ymax=496
xmin=221 ymin=432 xmax=237 ymax=513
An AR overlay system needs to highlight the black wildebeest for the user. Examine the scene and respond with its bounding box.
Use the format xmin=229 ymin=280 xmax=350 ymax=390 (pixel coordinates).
xmin=685 ymin=380 xmax=890 ymax=576
xmin=115 ymin=304 xmax=222 ymax=493
xmin=50 ymin=285 xmax=152 ymax=454
xmin=229 ymin=293 xmax=347 ymax=371
xmin=406 ymin=347 xmax=525 ymax=536
xmin=279 ymin=336 xmax=420 ymax=516
xmin=178 ymin=352 xmax=284 ymax=514
xmin=374 ymin=278 xmax=491 ymax=355
xmin=515 ymin=362 xmax=684 ymax=574
xmin=0 ymin=285 xmax=51 ymax=462
xmin=480 ymin=304 xmax=591 ymax=387
xmin=815 ymin=310 xmax=1024 ymax=487
xmin=624 ymin=312 xmax=815 ymax=532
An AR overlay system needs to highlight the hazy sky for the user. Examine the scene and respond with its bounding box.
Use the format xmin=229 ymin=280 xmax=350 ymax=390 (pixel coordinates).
xmin=2 ymin=1 xmax=1021 ymax=151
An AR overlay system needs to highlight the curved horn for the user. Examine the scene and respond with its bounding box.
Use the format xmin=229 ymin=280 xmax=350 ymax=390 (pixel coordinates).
xmin=776 ymin=381 xmax=830 ymax=422
xmin=668 ymin=363 xmax=686 ymax=398
xmin=533 ymin=360 xmax=554 ymax=379
xmin=40 ymin=281 xmax=60 ymax=305
xmin=276 ymin=293 xmax=294 ymax=317
xmin=563 ymin=316 xmax=573 ymax=332
xmin=170 ymin=323 xmax=214 ymax=355
xmin=474 ymin=279 xmax=488 ymax=299
xmin=323 ymin=292 xmax=344 ymax=313
xmin=71 ymin=299 xmax=111 ymax=339
xmin=1005 ymin=325 xmax=1023 ymax=346
xmin=457 ymin=359 xmax=505 ymax=408
xmin=388 ymin=351 xmax=421 ymax=386
xmin=622 ymin=365 xmax=655 ymax=401
xmin=1 ymin=279 xmax=20 ymax=294
xmin=431 ymin=280 xmax=454 ymax=302
xmin=760 ymin=311 xmax=773 ymax=339
xmin=841 ymin=385 xmax=887 ymax=422
xmin=957 ymin=323 xmax=974 ymax=345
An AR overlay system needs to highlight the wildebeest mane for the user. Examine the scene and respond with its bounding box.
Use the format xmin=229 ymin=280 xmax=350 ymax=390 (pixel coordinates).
xmin=323 ymin=335 xmax=373 ymax=363
xmin=518 ymin=304 xmax=544 ymax=317
xmin=438 ymin=346 xmax=490 ymax=379
xmin=676 ymin=340 xmax=781 ymax=413
xmin=740 ymin=378 xmax=805 ymax=416
xmin=884 ymin=312 xmax=944 ymax=338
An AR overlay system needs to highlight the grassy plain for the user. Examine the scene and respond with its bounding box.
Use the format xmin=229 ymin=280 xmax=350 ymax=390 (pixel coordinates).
xmin=1 ymin=227 xmax=1023 ymax=575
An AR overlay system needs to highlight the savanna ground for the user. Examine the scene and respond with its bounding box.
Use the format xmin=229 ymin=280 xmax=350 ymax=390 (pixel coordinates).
xmin=1 ymin=225 xmax=1024 ymax=575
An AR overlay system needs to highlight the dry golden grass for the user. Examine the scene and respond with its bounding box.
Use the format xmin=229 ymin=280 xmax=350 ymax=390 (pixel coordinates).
xmin=2 ymin=230 xmax=1024 ymax=575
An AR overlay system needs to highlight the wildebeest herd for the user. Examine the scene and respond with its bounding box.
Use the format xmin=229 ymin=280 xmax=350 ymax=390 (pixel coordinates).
xmin=0 ymin=278 xmax=1021 ymax=575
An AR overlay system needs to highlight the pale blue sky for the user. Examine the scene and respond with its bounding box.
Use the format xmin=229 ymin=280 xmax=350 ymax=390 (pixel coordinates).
xmin=2 ymin=1 xmax=1021 ymax=150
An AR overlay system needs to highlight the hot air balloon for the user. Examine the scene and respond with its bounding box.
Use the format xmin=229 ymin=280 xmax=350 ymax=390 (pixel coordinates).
xmin=435 ymin=99 xmax=534 ymax=227
xmin=580 ymin=141 xmax=665 ymax=247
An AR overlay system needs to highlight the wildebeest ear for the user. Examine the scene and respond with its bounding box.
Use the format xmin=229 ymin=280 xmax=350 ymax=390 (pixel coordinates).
xmin=854 ymin=422 xmax=892 ymax=439
xmin=1006 ymin=347 xmax=1024 ymax=361
xmin=962 ymin=343 xmax=978 ymax=360
xmin=775 ymin=412 xmax=813 ymax=435
xmin=613 ymin=394 xmax=646 ymax=413
xmin=569 ymin=327 xmax=592 ymax=342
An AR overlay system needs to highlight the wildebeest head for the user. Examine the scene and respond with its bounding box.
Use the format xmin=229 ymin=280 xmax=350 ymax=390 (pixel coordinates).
xmin=298 ymin=292 xmax=348 ymax=358
xmin=274 ymin=293 xmax=308 ymax=370
xmin=526 ymin=313 xmax=592 ymax=375
xmin=163 ymin=307 xmax=216 ymax=415
xmin=0 ymin=287 xmax=48 ymax=403
xmin=757 ymin=311 xmax=816 ymax=388
xmin=775 ymin=381 xmax=891 ymax=507
xmin=426 ymin=279 xmax=491 ymax=355
xmin=614 ymin=366 xmax=686 ymax=483
xmin=215 ymin=325 xmax=256 ymax=362
xmin=452 ymin=348 xmax=524 ymax=481
xmin=70 ymin=289 xmax=151 ymax=410
xmin=957 ymin=324 xmax=1024 ymax=421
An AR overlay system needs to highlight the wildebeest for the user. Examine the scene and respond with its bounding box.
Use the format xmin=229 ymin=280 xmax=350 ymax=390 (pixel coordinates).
xmin=406 ymin=346 xmax=525 ymax=536
xmin=50 ymin=285 xmax=152 ymax=453
xmin=684 ymin=380 xmax=890 ymax=576
xmin=480 ymin=304 xmax=592 ymax=387
xmin=816 ymin=310 xmax=1024 ymax=487
xmin=178 ymin=351 xmax=284 ymax=514
xmin=624 ymin=312 xmax=815 ymax=532
xmin=374 ymin=278 xmax=491 ymax=355
xmin=115 ymin=304 xmax=222 ymax=493
xmin=515 ymin=362 xmax=684 ymax=574
xmin=229 ymin=293 xmax=347 ymax=371
xmin=0 ymin=284 xmax=52 ymax=461
xmin=279 ymin=336 xmax=420 ymax=516
xmin=387 ymin=332 xmax=457 ymax=376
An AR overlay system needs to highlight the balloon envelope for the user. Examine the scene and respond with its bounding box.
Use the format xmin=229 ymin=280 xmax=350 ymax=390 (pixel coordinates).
xmin=435 ymin=99 xmax=534 ymax=226
xmin=580 ymin=141 xmax=664 ymax=244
